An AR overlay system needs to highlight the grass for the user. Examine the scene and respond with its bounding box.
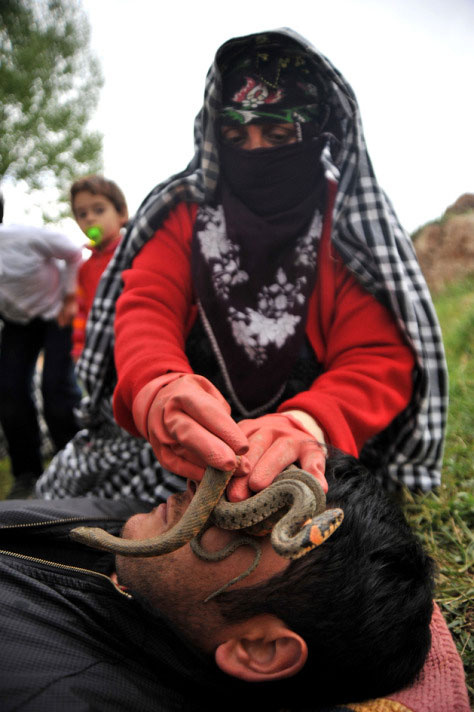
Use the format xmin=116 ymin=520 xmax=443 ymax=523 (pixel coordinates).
xmin=0 ymin=276 xmax=472 ymax=698
xmin=401 ymin=275 xmax=474 ymax=700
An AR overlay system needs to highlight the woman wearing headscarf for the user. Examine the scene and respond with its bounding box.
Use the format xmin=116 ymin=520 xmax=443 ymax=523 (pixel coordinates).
xmin=36 ymin=29 xmax=447 ymax=503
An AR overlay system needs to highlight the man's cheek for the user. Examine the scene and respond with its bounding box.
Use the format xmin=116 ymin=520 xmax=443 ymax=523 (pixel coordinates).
xmin=200 ymin=526 xmax=235 ymax=553
xmin=121 ymin=512 xmax=152 ymax=539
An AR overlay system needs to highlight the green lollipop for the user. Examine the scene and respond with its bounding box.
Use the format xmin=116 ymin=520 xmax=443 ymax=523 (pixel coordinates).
xmin=86 ymin=225 xmax=103 ymax=245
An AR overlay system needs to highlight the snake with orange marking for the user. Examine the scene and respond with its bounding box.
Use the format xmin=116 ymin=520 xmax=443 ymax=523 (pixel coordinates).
xmin=70 ymin=465 xmax=344 ymax=564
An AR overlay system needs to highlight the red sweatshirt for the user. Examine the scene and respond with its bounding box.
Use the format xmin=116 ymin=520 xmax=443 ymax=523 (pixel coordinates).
xmin=72 ymin=237 xmax=121 ymax=360
xmin=113 ymin=202 xmax=414 ymax=457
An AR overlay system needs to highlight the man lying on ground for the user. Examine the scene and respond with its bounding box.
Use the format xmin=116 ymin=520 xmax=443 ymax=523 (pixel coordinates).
xmin=0 ymin=453 xmax=469 ymax=711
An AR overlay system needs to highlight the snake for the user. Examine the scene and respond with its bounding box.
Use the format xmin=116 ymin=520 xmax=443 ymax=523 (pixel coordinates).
xmin=70 ymin=465 xmax=344 ymax=566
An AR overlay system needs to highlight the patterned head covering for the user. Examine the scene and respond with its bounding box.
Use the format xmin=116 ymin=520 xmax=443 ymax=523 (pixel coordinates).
xmin=71 ymin=29 xmax=447 ymax=496
xmin=219 ymin=42 xmax=328 ymax=128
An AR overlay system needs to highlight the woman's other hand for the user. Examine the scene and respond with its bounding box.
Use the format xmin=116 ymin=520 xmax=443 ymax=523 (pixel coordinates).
xmin=227 ymin=411 xmax=327 ymax=501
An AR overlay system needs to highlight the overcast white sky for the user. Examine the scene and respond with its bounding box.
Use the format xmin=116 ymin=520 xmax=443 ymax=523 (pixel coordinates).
xmin=3 ymin=0 xmax=474 ymax=239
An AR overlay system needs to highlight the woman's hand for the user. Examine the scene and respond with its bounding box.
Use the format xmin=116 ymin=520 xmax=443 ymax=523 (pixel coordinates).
xmin=227 ymin=412 xmax=327 ymax=501
xmin=132 ymin=373 xmax=249 ymax=480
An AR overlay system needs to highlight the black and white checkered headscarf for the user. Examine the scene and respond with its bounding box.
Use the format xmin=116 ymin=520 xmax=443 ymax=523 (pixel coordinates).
xmin=76 ymin=28 xmax=447 ymax=492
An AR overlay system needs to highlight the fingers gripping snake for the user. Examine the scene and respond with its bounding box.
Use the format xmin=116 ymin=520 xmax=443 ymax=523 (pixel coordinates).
xmin=70 ymin=466 xmax=343 ymax=595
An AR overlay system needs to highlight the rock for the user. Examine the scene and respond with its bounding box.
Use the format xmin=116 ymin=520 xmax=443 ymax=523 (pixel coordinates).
xmin=444 ymin=193 xmax=474 ymax=216
xmin=413 ymin=195 xmax=474 ymax=294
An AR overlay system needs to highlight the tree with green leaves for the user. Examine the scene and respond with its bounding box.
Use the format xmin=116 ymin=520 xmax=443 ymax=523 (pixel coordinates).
xmin=0 ymin=0 xmax=103 ymax=205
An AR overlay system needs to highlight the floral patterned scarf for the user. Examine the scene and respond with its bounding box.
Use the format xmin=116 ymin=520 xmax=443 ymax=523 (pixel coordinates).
xmin=192 ymin=135 xmax=329 ymax=415
xmin=219 ymin=42 xmax=328 ymax=129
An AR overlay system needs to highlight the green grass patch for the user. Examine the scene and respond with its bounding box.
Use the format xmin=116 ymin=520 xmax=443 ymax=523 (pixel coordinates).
xmin=401 ymin=275 xmax=474 ymax=699
xmin=0 ymin=276 xmax=472 ymax=697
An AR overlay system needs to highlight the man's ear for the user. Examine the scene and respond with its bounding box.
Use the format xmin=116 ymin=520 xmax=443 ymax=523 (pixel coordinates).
xmin=214 ymin=615 xmax=308 ymax=682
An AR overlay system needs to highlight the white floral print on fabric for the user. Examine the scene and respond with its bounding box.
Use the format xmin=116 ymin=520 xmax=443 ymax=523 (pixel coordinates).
xmin=195 ymin=206 xmax=248 ymax=299
xmin=229 ymin=269 xmax=307 ymax=365
xmin=196 ymin=207 xmax=323 ymax=366
xmin=295 ymin=211 xmax=322 ymax=267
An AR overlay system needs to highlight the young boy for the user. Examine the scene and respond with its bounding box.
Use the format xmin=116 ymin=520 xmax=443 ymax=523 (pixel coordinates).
xmin=70 ymin=175 xmax=128 ymax=360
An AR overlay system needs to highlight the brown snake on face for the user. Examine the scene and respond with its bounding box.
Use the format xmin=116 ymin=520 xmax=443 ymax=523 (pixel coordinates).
xmin=70 ymin=465 xmax=344 ymax=572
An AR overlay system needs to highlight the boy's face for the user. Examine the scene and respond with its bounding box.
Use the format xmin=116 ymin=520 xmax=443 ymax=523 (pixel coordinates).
xmin=73 ymin=190 xmax=126 ymax=248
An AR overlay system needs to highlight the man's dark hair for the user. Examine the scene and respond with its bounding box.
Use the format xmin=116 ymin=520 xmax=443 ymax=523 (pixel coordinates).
xmin=217 ymin=451 xmax=435 ymax=706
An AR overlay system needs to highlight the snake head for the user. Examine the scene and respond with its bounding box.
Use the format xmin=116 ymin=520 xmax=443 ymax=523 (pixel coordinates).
xmin=297 ymin=507 xmax=344 ymax=552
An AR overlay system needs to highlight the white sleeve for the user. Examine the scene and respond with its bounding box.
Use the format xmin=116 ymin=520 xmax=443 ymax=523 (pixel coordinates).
xmin=32 ymin=227 xmax=83 ymax=294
